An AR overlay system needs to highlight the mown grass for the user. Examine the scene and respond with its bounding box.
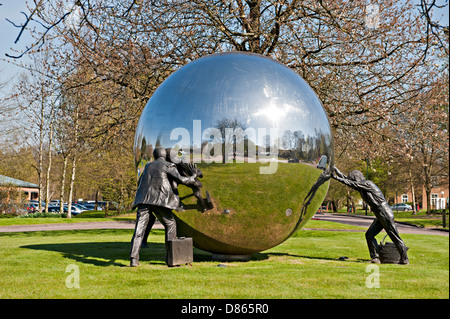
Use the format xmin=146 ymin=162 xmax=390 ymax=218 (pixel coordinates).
xmin=0 ymin=222 xmax=447 ymax=299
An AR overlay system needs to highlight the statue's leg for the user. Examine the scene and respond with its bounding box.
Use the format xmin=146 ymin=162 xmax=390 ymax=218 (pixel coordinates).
xmin=205 ymin=191 xmax=214 ymax=210
xmin=382 ymin=217 xmax=409 ymax=264
xmin=378 ymin=209 xmax=409 ymax=264
xmin=142 ymin=213 xmax=156 ymax=248
xmin=130 ymin=205 xmax=151 ymax=266
xmin=366 ymin=219 xmax=383 ymax=262
xmin=192 ymin=187 xmax=207 ymax=211
xmin=152 ymin=206 xmax=177 ymax=264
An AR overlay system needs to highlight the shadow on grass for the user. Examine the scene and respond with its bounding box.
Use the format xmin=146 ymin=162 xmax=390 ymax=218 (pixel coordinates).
xmin=21 ymin=241 xmax=369 ymax=266
xmin=19 ymin=228 xmax=368 ymax=266
xmin=19 ymin=229 xmax=212 ymax=267
xmin=22 ymin=241 xmax=139 ymax=267
xmin=252 ymin=252 xmax=368 ymax=263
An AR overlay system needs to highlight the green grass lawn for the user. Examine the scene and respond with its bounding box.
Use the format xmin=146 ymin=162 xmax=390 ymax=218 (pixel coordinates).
xmin=0 ymin=221 xmax=447 ymax=299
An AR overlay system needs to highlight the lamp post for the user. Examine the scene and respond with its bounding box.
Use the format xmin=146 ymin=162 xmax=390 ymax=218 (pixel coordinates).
xmin=441 ymin=191 xmax=446 ymax=228
xmin=395 ymin=191 xmax=398 ymax=216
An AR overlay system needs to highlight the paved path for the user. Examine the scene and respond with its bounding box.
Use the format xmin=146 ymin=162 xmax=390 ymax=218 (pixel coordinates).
xmin=0 ymin=220 xmax=162 ymax=233
xmin=0 ymin=213 xmax=447 ymax=236
xmin=311 ymin=213 xmax=448 ymax=236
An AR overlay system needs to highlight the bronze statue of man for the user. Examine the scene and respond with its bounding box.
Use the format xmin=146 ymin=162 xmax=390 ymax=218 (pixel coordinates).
xmin=332 ymin=167 xmax=409 ymax=264
xmin=139 ymin=150 xmax=208 ymax=249
xmin=130 ymin=148 xmax=197 ymax=267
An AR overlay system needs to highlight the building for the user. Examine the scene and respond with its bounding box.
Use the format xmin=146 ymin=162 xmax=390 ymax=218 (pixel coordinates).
xmin=395 ymin=183 xmax=449 ymax=211
xmin=0 ymin=174 xmax=39 ymax=202
xmin=423 ymin=185 xmax=449 ymax=210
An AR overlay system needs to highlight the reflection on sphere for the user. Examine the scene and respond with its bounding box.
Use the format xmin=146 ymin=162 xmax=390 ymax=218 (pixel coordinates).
xmin=134 ymin=52 xmax=334 ymax=256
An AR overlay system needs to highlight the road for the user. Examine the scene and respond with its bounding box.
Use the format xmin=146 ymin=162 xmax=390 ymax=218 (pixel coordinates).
xmin=0 ymin=220 xmax=149 ymax=233
xmin=0 ymin=213 xmax=447 ymax=236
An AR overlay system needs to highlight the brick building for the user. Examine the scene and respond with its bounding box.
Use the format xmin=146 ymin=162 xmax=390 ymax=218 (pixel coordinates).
xmin=395 ymin=183 xmax=449 ymax=211
xmin=0 ymin=174 xmax=39 ymax=202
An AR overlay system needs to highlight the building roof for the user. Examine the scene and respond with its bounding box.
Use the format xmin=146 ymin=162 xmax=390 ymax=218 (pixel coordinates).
xmin=0 ymin=175 xmax=39 ymax=188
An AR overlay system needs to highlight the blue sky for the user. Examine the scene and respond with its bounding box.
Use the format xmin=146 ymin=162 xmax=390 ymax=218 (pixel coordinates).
xmin=0 ymin=0 xmax=448 ymax=91
xmin=0 ymin=0 xmax=32 ymax=86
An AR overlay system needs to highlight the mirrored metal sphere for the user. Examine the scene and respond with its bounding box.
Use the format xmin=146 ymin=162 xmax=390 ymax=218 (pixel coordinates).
xmin=134 ymin=52 xmax=334 ymax=256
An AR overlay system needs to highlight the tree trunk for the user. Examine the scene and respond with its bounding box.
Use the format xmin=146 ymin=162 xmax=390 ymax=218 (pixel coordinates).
xmin=37 ymin=94 xmax=45 ymax=213
xmin=426 ymin=187 xmax=432 ymax=215
xmin=67 ymin=105 xmax=79 ymax=218
xmin=44 ymin=102 xmax=55 ymax=213
xmin=95 ymin=189 xmax=99 ymax=210
xmin=59 ymin=154 xmax=68 ymax=214
xmin=346 ymin=190 xmax=355 ymax=213
xmin=247 ymin=0 xmax=261 ymax=52
xmin=222 ymin=142 xmax=226 ymax=164
xmin=331 ymin=199 xmax=339 ymax=213
xmin=409 ymin=173 xmax=417 ymax=215
xmin=351 ymin=197 xmax=356 ymax=213
xmin=67 ymin=150 xmax=77 ymax=219
xmin=421 ymin=141 xmax=434 ymax=215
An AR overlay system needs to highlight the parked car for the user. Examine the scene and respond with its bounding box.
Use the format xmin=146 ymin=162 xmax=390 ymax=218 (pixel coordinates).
xmin=47 ymin=206 xmax=63 ymax=213
xmin=80 ymin=203 xmax=99 ymax=211
xmin=72 ymin=203 xmax=89 ymax=212
xmin=26 ymin=203 xmax=43 ymax=213
xmin=29 ymin=200 xmax=45 ymax=206
xmin=391 ymin=203 xmax=412 ymax=211
xmin=63 ymin=204 xmax=83 ymax=215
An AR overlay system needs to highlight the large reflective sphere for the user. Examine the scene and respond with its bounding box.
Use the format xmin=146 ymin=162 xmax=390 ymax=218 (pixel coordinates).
xmin=134 ymin=52 xmax=334 ymax=256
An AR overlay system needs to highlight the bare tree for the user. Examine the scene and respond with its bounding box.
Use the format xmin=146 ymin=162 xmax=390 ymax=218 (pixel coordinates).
xmin=6 ymin=1 xmax=445 ymax=147
xmin=419 ymin=0 xmax=449 ymax=57
xmin=53 ymin=101 xmax=72 ymax=214
xmin=13 ymin=49 xmax=58 ymax=212
xmin=4 ymin=0 xmax=448 ymax=212
xmin=44 ymin=92 xmax=56 ymax=213
xmin=388 ymin=71 xmax=449 ymax=214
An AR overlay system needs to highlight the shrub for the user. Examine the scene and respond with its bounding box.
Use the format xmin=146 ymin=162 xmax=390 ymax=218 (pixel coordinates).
xmin=430 ymin=209 xmax=449 ymax=215
xmin=18 ymin=212 xmax=68 ymax=218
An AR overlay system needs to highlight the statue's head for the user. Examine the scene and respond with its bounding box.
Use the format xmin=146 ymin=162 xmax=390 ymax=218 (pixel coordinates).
xmin=165 ymin=148 xmax=181 ymax=164
xmin=348 ymin=170 xmax=365 ymax=182
xmin=153 ymin=147 xmax=167 ymax=160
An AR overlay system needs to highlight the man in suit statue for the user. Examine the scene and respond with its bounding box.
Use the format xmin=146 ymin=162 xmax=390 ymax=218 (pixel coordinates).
xmin=140 ymin=149 xmax=206 ymax=248
xmin=332 ymin=167 xmax=409 ymax=265
xmin=130 ymin=148 xmax=198 ymax=267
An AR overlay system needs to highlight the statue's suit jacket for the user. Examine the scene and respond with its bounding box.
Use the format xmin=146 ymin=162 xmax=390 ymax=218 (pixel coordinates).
xmin=132 ymin=157 xmax=195 ymax=210
xmin=333 ymin=175 xmax=390 ymax=215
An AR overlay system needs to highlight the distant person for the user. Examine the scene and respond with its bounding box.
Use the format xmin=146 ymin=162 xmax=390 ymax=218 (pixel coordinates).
xmin=130 ymin=148 xmax=197 ymax=267
xmin=332 ymin=167 xmax=409 ymax=264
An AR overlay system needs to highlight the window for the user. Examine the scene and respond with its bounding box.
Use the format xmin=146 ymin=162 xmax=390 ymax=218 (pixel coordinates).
xmin=401 ymin=194 xmax=408 ymax=203
xmin=431 ymin=193 xmax=438 ymax=208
